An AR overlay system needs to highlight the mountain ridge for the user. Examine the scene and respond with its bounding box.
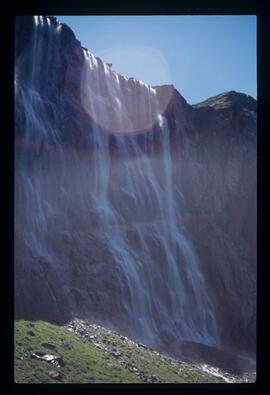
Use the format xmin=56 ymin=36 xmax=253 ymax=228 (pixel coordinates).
xmin=16 ymin=15 xmax=256 ymax=117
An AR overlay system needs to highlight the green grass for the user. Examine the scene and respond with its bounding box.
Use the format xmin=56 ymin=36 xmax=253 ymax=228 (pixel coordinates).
xmin=81 ymin=323 xmax=224 ymax=383
xmin=14 ymin=319 xmax=225 ymax=384
xmin=14 ymin=320 xmax=140 ymax=383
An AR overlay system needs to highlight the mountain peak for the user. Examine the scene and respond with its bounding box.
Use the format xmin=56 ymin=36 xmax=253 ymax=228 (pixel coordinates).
xmin=192 ymin=91 xmax=256 ymax=111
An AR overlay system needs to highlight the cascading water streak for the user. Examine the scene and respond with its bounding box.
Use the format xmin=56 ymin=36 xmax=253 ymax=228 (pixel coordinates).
xmin=75 ymin=48 xmax=221 ymax=347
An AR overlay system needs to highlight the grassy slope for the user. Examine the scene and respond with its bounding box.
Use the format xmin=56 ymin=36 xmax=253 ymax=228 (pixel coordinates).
xmin=14 ymin=319 xmax=224 ymax=384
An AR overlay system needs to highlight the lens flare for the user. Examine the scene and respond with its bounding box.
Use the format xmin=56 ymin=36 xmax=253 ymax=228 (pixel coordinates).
xmin=80 ymin=45 xmax=174 ymax=135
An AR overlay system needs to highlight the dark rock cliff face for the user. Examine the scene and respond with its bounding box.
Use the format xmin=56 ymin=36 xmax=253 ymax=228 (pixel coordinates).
xmin=14 ymin=16 xmax=257 ymax=369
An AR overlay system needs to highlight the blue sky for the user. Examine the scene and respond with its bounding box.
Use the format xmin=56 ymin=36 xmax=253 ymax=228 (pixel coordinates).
xmin=57 ymin=16 xmax=256 ymax=104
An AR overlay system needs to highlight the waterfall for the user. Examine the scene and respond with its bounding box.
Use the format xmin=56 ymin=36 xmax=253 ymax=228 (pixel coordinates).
xmin=73 ymin=47 xmax=219 ymax=347
xmin=15 ymin=16 xmax=256 ymax=365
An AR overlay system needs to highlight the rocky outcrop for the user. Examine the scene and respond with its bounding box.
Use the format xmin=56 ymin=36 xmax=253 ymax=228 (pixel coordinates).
xmin=14 ymin=16 xmax=257 ymax=369
xmin=64 ymin=318 xmax=256 ymax=380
